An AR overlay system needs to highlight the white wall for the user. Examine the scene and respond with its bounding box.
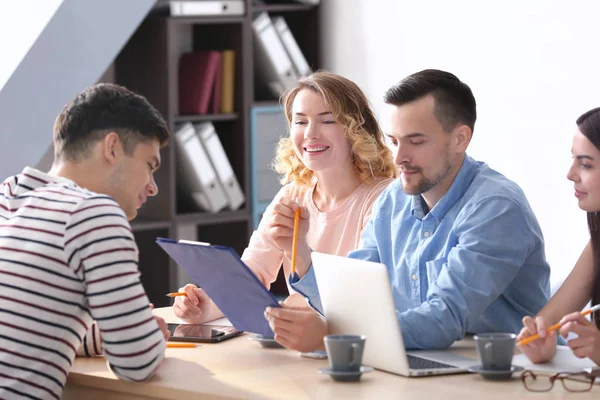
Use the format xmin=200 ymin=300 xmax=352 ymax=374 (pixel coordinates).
xmin=321 ymin=0 xmax=600 ymax=290
xmin=0 ymin=0 xmax=63 ymax=92
xmin=0 ymin=0 xmax=156 ymax=179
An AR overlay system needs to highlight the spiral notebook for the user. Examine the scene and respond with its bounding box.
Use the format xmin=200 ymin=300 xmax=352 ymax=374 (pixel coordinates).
xmin=156 ymin=238 xmax=280 ymax=337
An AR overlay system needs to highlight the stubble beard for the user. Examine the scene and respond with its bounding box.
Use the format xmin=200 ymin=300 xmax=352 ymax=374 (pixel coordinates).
xmin=401 ymin=159 xmax=453 ymax=196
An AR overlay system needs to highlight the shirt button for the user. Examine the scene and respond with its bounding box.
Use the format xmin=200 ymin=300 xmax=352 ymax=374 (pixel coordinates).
xmin=423 ymin=231 xmax=430 ymax=238
xmin=411 ymin=274 xmax=418 ymax=281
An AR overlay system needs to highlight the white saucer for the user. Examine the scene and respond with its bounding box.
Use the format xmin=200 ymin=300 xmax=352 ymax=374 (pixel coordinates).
xmin=318 ymin=366 xmax=374 ymax=382
xmin=467 ymin=364 xmax=524 ymax=380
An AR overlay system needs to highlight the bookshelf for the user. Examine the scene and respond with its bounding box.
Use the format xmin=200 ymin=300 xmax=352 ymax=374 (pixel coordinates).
xmin=105 ymin=0 xmax=321 ymax=306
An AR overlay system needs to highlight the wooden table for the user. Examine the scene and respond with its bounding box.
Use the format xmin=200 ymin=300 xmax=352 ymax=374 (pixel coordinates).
xmin=64 ymin=308 xmax=598 ymax=399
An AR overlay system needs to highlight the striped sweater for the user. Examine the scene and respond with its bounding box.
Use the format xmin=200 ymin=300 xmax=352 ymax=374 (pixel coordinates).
xmin=0 ymin=167 xmax=166 ymax=400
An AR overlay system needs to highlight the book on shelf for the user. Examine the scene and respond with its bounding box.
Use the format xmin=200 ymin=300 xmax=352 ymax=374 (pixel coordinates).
xmin=272 ymin=16 xmax=311 ymax=77
xmin=252 ymin=12 xmax=297 ymax=98
xmin=169 ymin=1 xmax=245 ymax=16
xmin=178 ymin=51 xmax=222 ymax=115
xmin=220 ymin=50 xmax=236 ymax=113
xmin=210 ymin=54 xmax=223 ymax=114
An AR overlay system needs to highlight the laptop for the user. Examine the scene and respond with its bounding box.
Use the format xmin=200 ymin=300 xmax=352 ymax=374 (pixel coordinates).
xmin=312 ymin=252 xmax=475 ymax=377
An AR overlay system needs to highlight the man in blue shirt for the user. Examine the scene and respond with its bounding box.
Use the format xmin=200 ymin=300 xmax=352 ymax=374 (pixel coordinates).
xmin=264 ymin=69 xmax=550 ymax=351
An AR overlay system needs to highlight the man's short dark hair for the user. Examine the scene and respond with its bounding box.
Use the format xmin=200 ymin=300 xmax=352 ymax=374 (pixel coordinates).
xmin=383 ymin=69 xmax=477 ymax=133
xmin=53 ymin=83 xmax=170 ymax=162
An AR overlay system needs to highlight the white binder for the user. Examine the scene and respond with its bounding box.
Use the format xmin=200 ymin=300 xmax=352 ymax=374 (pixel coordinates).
xmin=252 ymin=12 xmax=298 ymax=97
xmin=272 ymin=16 xmax=311 ymax=77
xmin=169 ymin=1 xmax=245 ymax=16
xmin=174 ymin=122 xmax=228 ymax=213
xmin=196 ymin=122 xmax=245 ymax=211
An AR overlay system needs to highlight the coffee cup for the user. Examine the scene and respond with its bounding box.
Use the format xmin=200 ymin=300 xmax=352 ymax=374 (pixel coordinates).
xmin=474 ymin=332 xmax=516 ymax=371
xmin=323 ymin=334 xmax=366 ymax=372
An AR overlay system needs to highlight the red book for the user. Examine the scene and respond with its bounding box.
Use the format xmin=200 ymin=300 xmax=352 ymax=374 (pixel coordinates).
xmin=178 ymin=51 xmax=222 ymax=114
xmin=210 ymin=54 xmax=223 ymax=114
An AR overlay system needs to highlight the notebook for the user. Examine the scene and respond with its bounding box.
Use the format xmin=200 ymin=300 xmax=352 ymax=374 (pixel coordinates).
xmin=156 ymin=238 xmax=280 ymax=337
xmin=312 ymin=252 xmax=475 ymax=377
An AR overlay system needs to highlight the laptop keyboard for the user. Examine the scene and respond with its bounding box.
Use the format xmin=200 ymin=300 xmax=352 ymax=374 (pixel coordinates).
xmin=407 ymin=355 xmax=456 ymax=370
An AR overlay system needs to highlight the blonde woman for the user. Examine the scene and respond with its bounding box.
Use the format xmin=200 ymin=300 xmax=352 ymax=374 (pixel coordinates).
xmin=174 ymin=72 xmax=397 ymax=331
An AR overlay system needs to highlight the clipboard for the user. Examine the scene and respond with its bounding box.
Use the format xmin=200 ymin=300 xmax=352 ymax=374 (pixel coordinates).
xmin=156 ymin=238 xmax=280 ymax=337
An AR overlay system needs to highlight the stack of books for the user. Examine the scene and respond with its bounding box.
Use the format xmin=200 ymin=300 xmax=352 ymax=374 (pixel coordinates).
xmin=178 ymin=50 xmax=236 ymax=115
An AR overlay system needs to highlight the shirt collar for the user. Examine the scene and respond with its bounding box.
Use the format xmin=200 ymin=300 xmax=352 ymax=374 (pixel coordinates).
xmin=6 ymin=167 xmax=75 ymax=196
xmin=410 ymin=155 xmax=479 ymax=221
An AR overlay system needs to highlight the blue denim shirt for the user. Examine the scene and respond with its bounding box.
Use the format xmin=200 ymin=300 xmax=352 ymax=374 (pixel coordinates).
xmin=291 ymin=155 xmax=550 ymax=349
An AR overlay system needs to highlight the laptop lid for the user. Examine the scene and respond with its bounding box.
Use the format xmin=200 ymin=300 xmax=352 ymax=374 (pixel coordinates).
xmin=312 ymin=252 xmax=472 ymax=376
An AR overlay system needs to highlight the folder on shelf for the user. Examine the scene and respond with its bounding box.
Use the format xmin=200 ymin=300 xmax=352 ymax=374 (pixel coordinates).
xmin=220 ymin=50 xmax=236 ymax=114
xmin=174 ymin=122 xmax=229 ymax=213
xmin=196 ymin=122 xmax=245 ymax=210
xmin=156 ymin=238 xmax=280 ymax=337
xmin=169 ymin=1 xmax=245 ymax=16
xmin=252 ymin=12 xmax=297 ymax=97
xmin=179 ymin=51 xmax=222 ymax=115
xmin=272 ymin=16 xmax=311 ymax=77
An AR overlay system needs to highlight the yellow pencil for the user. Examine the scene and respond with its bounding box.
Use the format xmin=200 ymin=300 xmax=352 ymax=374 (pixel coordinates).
xmin=518 ymin=304 xmax=600 ymax=346
xmin=167 ymin=342 xmax=196 ymax=348
xmin=165 ymin=292 xmax=187 ymax=298
xmin=290 ymin=198 xmax=300 ymax=276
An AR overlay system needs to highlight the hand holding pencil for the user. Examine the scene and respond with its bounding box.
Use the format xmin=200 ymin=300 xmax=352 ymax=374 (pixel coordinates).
xmin=265 ymin=196 xmax=310 ymax=276
xmin=171 ymin=284 xmax=211 ymax=324
xmin=517 ymin=304 xmax=600 ymax=364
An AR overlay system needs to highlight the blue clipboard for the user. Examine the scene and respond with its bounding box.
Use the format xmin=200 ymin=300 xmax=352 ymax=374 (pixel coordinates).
xmin=156 ymin=238 xmax=280 ymax=337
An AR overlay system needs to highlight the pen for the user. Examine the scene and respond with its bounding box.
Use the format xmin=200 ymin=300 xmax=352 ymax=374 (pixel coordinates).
xmin=167 ymin=342 xmax=196 ymax=348
xmin=291 ymin=197 xmax=300 ymax=276
xmin=165 ymin=292 xmax=187 ymax=298
xmin=517 ymin=304 xmax=600 ymax=346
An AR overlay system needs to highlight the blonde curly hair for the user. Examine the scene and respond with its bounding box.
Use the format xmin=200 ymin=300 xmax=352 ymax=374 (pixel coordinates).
xmin=273 ymin=71 xmax=397 ymax=186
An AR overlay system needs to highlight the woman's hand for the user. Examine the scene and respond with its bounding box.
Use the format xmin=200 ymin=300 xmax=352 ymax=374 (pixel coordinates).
xmin=265 ymin=196 xmax=312 ymax=276
xmin=517 ymin=315 xmax=557 ymax=364
xmin=559 ymin=312 xmax=600 ymax=365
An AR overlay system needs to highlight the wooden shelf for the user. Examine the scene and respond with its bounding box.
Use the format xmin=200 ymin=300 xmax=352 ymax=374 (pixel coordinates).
xmin=252 ymin=3 xmax=315 ymax=13
xmin=174 ymin=209 xmax=250 ymax=226
xmin=130 ymin=220 xmax=172 ymax=232
xmin=173 ymin=113 xmax=239 ymax=123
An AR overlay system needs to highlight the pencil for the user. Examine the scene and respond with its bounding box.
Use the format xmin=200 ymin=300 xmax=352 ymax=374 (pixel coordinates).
xmin=290 ymin=198 xmax=300 ymax=276
xmin=517 ymin=304 xmax=600 ymax=346
xmin=167 ymin=342 xmax=196 ymax=348
xmin=165 ymin=292 xmax=187 ymax=298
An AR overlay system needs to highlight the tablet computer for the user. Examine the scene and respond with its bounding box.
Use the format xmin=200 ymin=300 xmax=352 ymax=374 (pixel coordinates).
xmin=168 ymin=323 xmax=243 ymax=343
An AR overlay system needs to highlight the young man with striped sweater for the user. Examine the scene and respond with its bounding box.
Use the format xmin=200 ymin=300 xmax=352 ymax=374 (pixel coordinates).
xmin=0 ymin=83 xmax=171 ymax=399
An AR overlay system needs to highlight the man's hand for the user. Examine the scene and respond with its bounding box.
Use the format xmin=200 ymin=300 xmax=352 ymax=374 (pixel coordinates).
xmin=154 ymin=315 xmax=170 ymax=342
xmin=149 ymin=303 xmax=170 ymax=342
xmin=265 ymin=197 xmax=312 ymax=276
xmin=264 ymin=303 xmax=328 ymax=353
xmin=172 ymin=284 xmax=213 ymax=324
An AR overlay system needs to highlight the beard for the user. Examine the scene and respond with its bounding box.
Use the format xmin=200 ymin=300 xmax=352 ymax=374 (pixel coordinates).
xmin=401 ymin=158 xmax=453 ymax=195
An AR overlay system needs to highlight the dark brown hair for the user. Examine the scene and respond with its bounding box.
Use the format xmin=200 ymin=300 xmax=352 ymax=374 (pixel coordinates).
xmin=53 ymin=83 xmax=169 ymax=162
xmin=576 ymin=107 xmax=600 ymax=329
xmin=384 ymin=69 xmax=477 ymax=134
